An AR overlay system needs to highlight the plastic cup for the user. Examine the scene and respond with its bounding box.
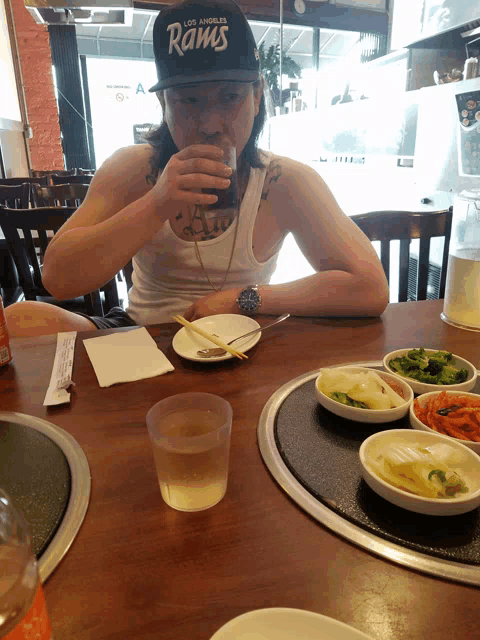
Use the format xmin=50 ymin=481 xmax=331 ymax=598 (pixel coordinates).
xmin=146 ymin=393 xmax=232 ymax=512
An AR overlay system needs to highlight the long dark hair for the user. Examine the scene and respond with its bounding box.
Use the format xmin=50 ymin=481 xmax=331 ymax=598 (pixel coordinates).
xmin=144 ymin=80 xmax=267 ymax=183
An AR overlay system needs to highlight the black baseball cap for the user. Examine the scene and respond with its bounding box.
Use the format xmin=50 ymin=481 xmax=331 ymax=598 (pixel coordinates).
xmin=148 ymin=0 xmax=260 ymax=92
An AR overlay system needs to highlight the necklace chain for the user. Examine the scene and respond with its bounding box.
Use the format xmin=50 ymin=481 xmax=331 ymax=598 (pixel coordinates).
xmin=189 ymin=205 xmax=240 ymax=293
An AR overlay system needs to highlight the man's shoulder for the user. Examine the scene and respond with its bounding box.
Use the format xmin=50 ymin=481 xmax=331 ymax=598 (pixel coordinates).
xmin=262 ymin=152 xmax=319 ymax=189
xmin=93 ymin=144 xmax=154 ymax=193
xmin=103 ymin=144 xmax=153 ymax=173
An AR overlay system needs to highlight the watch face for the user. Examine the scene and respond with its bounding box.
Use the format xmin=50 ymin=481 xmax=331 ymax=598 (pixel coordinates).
xmin=238 ymin=288 xmax=261 ymax=313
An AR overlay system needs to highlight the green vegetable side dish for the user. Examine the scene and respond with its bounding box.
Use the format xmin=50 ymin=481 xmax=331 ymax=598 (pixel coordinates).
xmin=388 ymin=348 xmax=468 ymax=385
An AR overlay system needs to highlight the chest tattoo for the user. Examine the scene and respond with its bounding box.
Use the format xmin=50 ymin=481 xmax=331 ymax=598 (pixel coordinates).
xmin=183 ymin=208 xmax=234 ymax=241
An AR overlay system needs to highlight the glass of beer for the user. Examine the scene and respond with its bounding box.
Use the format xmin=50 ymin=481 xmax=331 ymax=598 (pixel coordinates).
xmin=146 ymin=393 xmax=233 ymax=512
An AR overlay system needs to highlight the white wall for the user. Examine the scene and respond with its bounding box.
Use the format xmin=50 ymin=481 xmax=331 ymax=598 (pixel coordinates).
xmin=0 ymin=0 xmax=29 ymax=177
xmin=0 ymin=0 xmax=21 ymax=123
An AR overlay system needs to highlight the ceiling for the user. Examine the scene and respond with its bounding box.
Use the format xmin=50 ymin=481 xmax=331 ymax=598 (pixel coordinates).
xmin=75 ymin=9 xmax=360 ymax=70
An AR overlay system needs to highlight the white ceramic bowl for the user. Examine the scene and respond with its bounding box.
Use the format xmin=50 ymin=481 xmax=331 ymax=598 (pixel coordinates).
xmin=410 ymin=390 xmax=480 ymax=455
xmin=315 ymin=366 xmax=413 ymax=423
xmin=383 ymin=348 xmax=477 ymax=395
xmin=359 ymin=429 xmax=480 ymax=515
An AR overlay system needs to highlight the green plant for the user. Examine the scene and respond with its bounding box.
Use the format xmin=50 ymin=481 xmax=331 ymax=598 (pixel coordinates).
xmin=258 ymin=42 xmax=302 ymax=106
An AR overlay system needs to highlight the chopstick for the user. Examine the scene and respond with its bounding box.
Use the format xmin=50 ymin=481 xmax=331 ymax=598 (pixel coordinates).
xmin=172 ymin=315 xmax=248 ymax=360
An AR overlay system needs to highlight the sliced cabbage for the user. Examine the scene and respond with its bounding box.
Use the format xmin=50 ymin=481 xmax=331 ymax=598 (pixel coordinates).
xmin=319 ymin=369 xmax=404 ymax=410
xmin=348 ymin=382 xmax=391 ymax=410
xmin=369 ymin=442 xmax=470 ymax=499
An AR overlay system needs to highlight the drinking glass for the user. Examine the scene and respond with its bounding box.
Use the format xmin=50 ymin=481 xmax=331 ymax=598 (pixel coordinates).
xmin=201 ymin=135 xmax=238 ymax=222
xmin=146 ymin=392 xmax=233 ymax=512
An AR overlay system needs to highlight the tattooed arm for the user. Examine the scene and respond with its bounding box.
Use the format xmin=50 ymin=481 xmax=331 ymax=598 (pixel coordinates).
xmin=184 ymin=156 xmax=388 ymax=320
xmin=43 ymin=142 xmax=231 ymax=299
xmin=259 ymin=157 xmax=388 ymax=316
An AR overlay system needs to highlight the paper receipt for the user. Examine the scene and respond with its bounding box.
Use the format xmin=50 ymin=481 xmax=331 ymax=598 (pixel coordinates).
xmin=44 ymin=331 xmax=77 ymax=406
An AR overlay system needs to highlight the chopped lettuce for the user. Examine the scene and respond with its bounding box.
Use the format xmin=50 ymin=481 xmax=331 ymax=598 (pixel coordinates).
xmin=388 ymin=348 xmax=468 ymax=385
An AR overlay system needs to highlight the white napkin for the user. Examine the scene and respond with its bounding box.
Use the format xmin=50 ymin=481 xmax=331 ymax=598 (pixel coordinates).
xmin=83 ymin=327 xmax=174 ymax=387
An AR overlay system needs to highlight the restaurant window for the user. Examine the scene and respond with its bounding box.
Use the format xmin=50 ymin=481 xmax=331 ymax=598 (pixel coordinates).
xmin=81 ymin=57 xmax=160 ymax=168
xmin=74 ymin=11 xmax=370 ymax=167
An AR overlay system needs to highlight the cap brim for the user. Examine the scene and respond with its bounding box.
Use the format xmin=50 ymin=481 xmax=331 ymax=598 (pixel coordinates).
xmin=149 ymin=69 xmax=259 ymax=92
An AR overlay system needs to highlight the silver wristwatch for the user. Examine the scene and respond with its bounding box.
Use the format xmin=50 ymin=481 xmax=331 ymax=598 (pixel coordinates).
xmin=236 ymin=285 xmax=262 ymax=315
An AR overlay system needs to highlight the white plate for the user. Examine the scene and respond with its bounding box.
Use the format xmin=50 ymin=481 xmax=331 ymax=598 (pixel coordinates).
xmin=172 ymin=314 xmax=261 ymax=362
xmin=209 ymin=608 xmax=375 ymax=640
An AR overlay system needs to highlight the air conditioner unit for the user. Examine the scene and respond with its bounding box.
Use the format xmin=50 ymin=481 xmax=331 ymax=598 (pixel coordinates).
xmin=25 ymin=0 xmax=133 ymax=25
xmin=407 ymin=256 xmax=443 ymax=301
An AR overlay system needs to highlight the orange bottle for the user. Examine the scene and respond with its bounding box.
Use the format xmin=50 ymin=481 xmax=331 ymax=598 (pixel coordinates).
xmin=0 ymin=295 xmax=13 ymax=366
xmin=0 ymin=489 xmax=53 ymax=639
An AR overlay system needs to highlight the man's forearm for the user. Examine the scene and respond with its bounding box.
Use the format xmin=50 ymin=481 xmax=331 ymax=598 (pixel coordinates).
xmin=257 ymin=270 xmax=388 ymax=318
xmin=43 ymin=192 xmax=163 ymax=299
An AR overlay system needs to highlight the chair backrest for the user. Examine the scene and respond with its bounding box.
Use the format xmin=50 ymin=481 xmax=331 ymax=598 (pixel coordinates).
xmin=0 ymin=206 xmax=118 ymax=316
xmin=0 ymin=183 xmax=31 ymax=209
xmin=123 ymin=259 xmax=133 ymax=290
xmin=351 ymin=208 xmax=453 ymax=302
xmin=32 ymin=183 xmax=90 ymax=208
xmin=0 ymin=177 xmax=49 ymax=187
xmin=50 ymin=174 xmax=94 ymax=185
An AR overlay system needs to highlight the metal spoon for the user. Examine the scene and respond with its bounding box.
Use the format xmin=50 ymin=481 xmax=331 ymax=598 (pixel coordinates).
xmin=196 ymin=313 xmax=290 ymax=357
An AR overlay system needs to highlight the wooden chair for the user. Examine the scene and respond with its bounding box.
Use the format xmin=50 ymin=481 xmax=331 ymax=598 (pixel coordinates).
xmin=123 ymin=260 xmax=133 ymax=291
xmin=30 ymin=170 xmax=81 ymax=186
xmin=351 ymin=208 xmax=453 ymax=302
xmin=32 ymin=183 xmax=89 ymax=208
xmin=0 ymin=184 xmax=31 ymax=306
xmin=30 ymin=169 xmax=72 ymax=180
xmin=51 ymin=174 xmax=94 ymax=185
xmin=0 ymin=183 xmax=31 ymax=209
xmin=0 ymin=176 xmax=48 ymax=187
xmin=0 ymin=206 xmax=120 ymax=316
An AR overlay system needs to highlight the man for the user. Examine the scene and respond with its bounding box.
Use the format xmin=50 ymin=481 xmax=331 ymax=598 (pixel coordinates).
xmin=6 ymin=0 xmax=388 ymax=337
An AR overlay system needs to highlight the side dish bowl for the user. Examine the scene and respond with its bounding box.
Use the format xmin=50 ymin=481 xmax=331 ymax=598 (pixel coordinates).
xmin=315 ymin=366 xmax=413 ymax=423
xmin=359 ymin=429 xmax=480 ymax=515
xmin=410 ymin=390 xmax=480 ymax=455
xmin=383 ymin=348 xmax=477 ymax=395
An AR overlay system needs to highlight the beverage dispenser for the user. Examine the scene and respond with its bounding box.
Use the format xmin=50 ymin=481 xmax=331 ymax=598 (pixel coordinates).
xmin=441 ymin=83 xmax=480 ymax=330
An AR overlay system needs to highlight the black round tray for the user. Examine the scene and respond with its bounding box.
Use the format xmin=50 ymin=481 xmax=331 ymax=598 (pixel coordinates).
xmin=257 ymin=365 xmax=480 ymax=586
xmin=274 ymin=379 xmax=480 ymax=565
xmin=0 ymin=412 xmax=90 ymax=581
xmin=0 ymin=420 xmax=71 ymax=558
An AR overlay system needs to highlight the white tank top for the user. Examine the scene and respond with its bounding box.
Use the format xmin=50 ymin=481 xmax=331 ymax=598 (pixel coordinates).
xmin=126 ymin=151 xmax=280 ymax=325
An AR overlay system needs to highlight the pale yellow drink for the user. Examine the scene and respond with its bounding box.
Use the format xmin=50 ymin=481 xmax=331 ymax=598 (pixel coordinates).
xmin=442 ymin=249 xmax=480 ymax=330
xmin=147 ymin=394 xmax=232 ymax=512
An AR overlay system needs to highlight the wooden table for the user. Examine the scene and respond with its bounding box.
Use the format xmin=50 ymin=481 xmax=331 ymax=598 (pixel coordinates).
xmin=1 ymin=299 xmax=479 ymax=640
